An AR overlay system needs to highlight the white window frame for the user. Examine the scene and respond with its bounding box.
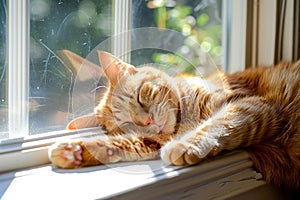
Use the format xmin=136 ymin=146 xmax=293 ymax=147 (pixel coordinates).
xmin=113 ymin=0 xmax=131 ymax=62
xmin=8 ymin=0 xmax=29 ymax=138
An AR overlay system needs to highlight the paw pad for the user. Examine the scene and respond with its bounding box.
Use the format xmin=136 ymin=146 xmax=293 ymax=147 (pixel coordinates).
xmin=49 ymin=142 xmax=83 ymax=168
xmin=161 ymin=141 xmax=201 ymax=166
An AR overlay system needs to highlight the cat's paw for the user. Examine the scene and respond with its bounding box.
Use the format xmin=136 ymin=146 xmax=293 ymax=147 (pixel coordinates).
xmin=160 ymin=141 xmax=202 ymax=166
xmin=91 ymin=140 xmax=121 ymax=164
xmin=49 ymin=142 xmax=84 ymax=169
xmin=49 ymin=140 xmax=121 ymax=169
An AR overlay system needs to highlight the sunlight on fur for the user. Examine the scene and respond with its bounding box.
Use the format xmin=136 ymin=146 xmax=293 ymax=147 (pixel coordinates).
xmin=49 ymin=50 xmax=300 ymax=190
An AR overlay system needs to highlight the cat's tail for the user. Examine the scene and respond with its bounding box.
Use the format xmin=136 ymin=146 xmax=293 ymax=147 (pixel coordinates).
xmin=246 ymin=143 xmax=300 ymax=190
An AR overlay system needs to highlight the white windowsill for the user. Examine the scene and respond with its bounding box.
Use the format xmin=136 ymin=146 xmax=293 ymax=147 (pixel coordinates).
xmin=0 ymin=150 xmax=271 ymax=200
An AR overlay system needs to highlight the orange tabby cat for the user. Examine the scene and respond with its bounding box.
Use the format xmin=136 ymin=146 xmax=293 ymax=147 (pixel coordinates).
xmin=49 ymin=51 xmax=300 ymax=190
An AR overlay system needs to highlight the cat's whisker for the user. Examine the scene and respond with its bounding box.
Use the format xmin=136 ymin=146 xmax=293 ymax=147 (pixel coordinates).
xmin=160 ymin=99 xmax=170 ymax=108
xmin=161 ymin=86 xmax=173 ymax=104
xmin=90 ymin=85 xmax=109 ymax=93
xmin=161 ymin=95 xmax=190 ymax=108
xmin=168 ymin=95 xmax=191 ymax=109
xmin=167 ymin=108 xmax=181 ymax=112
xmin=160 ymin=98 xmax=176 ymax=109
xmin=179 ymin=95 xmax=191 ymax=101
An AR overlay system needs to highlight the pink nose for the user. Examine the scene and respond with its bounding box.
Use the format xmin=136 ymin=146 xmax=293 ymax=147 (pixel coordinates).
xmin=144 ymin=114 xmax=154 ymax=126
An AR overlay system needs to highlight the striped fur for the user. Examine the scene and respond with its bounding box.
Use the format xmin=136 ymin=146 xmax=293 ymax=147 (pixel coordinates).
xmin=49 ymin=51 xmax=300 ymax=190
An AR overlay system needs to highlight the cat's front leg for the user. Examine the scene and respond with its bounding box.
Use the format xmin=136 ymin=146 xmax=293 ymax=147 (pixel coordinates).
xmin=49 ymin=134 xmax=162 ymax=169
xmin=161 ymin=97 xmax=280 ymax=166
xmin=49 ymin=139 xmax=121 ymax=168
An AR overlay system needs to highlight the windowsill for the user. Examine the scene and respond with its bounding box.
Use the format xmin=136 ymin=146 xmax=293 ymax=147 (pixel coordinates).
xmin=0 ymin=151 xmax=272 ymax=200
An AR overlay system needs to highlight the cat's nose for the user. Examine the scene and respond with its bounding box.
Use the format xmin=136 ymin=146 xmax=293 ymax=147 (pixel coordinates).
xmin=144 ymin=114 xmax=154 ymax=126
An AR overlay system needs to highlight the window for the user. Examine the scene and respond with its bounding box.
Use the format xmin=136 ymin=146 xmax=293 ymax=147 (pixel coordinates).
xmin=1 ymin=0 xmax=225 ymax=143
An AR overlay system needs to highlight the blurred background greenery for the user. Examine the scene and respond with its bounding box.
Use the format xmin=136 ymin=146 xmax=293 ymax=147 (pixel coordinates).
xmin=132 ymin=0 xmax=222 ymax=74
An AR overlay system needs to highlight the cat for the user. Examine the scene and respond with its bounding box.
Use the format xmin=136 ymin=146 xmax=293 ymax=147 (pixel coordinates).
xmin=49 ymin=50 xmax=300 ymax=190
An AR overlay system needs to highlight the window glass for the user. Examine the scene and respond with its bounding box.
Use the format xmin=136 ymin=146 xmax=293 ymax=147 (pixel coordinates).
xmin=0 ymin=0 xmax=7 ymax=139
xmin=131 ymin=0 xmax=223 ymax=75
xmin=29 ymin=0 xmax=111 ymax=134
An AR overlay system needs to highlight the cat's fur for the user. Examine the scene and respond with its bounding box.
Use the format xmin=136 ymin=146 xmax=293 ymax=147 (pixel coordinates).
xmin=49 ymin=51 xmax=300 ymax=190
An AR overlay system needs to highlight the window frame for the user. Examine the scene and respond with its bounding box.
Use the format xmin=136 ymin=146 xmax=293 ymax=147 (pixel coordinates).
xmin=7 ymin=0 xmax=30 ymax=137
xmin=1 ymin=0 xmax=247 ymax=173
xmin=112 ymin=0 xmax=131 ymax=62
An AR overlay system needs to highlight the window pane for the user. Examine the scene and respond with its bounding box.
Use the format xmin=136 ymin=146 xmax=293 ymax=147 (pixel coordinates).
xmin=131 ymin=0 xmax=223 ymax=75
xmin=29 ymin=0 xmax=111 ymax=134
xmin=0 ymin=0 xmax=7 ymax=139
xmin=26 ymin=0 xmax=221 ymax=136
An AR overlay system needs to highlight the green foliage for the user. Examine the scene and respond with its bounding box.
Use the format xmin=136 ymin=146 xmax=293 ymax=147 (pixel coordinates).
xmin=150 ymin=0 xmax=222 ymax=74
xmin=197 ymin=13 xmax=209 ymax=26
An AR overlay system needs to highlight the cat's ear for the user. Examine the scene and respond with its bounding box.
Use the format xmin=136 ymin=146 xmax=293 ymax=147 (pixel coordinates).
xmin=66 ymin=114 xmax=99 ymax=130
xmin=58 ymin=50 xmax=101 ymax=81
xmin=98 ymin=51 xmax=137 ymax=85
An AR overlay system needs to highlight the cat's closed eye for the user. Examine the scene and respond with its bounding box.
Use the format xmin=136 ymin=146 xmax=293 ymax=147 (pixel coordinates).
xmin=137 ymin=92 xmax=146 ymax=109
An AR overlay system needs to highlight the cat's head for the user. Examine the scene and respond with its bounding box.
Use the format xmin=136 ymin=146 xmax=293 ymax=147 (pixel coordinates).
xmin=95 ymin=51 xmax=181 ymax=135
